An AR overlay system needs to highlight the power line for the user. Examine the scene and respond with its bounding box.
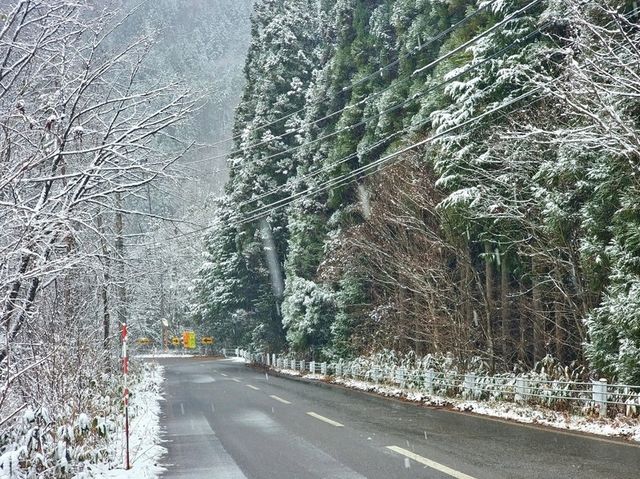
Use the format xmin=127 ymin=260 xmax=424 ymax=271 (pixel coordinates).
xmin=195 ymin=0 xmax=538 ymax=164
xmin=209 ymin=1 xmax=637 ymax=229
xmin=154 ymin=85 xmax=546 ymax=246
xmin=234 ymin=87 xmax=545 ymax=227
xmin=235 ymin=22 xmax=550 ymax=209
xmin=202 ymin=0 xmax=502 ymax=152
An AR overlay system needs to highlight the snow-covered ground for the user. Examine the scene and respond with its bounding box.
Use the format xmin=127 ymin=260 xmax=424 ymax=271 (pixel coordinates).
xmin=272 ymin=368 xmax=640 ymax=442
xmin=226 ymin=356 xmax=248 ymax=363
xmin=74 ymin=364 xmax=166 ymax=479
xmin=135 ymin=353 xmax=196 ymax=359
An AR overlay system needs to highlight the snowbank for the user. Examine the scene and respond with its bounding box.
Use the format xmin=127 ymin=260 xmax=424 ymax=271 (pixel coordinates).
xmin=134 ymin=353 xmax=196 ymax=359
xmin=226 ymin=356 xmax=248 ymax=363
xmin=74 ymin=363 xmax=166 ymax=478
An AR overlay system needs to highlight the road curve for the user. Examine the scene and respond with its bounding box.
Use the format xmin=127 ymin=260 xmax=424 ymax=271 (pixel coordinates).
xmin=154 ymin=357 xmax=639 ymax=479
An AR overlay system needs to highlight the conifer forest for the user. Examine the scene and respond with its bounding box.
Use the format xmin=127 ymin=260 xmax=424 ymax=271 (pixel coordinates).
xmin=193 ymin=0 xmax=640 ymax=384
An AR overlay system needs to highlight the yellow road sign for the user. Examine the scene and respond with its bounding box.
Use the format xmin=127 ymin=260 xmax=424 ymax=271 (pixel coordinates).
xmin=136 ymin=337 xmax=152 ymax=345
xmin=171 ymin=337 xmax=180 ymax=346
xmin=201 ymin=337 xmax=215 ymax=345
xmin=182 ymin=331 xmax=196 ymax=349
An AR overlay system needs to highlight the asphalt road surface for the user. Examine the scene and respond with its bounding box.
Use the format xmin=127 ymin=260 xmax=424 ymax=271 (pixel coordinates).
xmin=155 ymin=357 xmax=639 ymax=479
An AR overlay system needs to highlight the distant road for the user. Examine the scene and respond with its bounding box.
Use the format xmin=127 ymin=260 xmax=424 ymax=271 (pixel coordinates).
xmin=156 ymin=357 xmax=639 ymax=479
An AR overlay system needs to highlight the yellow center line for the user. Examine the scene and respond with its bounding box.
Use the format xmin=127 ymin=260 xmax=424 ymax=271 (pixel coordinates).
xmin=387 ymin=446 xmax=476 ymax=479
xmin=306 ymin=411 xmax=344 ymax=427
xmin=246 ymin=384 xmax=260 ymax=390
xmin=269 ymin=395 xmax=291 ymax=404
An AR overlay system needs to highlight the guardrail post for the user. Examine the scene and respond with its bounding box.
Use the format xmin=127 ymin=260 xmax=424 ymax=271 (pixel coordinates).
xmin=395 ymin=367 xmax=405 ymax=388
xmin=464 ymin=373 xmax=477 ymax=399
xmin=336 ymin=363 xmax=342 ymax=377
xmin=300 ymin=360 xmax=305 ymax=372
xmin=593 ymin=378 xmax=608 ymax=418
xmin=372 ymin=367 xmax=380 ymax=384
xmin=310 ymin=361 xmax=315 ymax=374
xmin=321 ymin=362 xmax=327 ymax=375
xmin=516 ymin=377 xmax=529 ymax=402
xmin=424 ymin=369 xmax=434 ymax=394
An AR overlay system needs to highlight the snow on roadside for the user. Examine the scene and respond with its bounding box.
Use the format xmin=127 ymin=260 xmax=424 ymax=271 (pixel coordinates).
xmin=135 ymin=353 xmax=196 ymax=359
xmin=273 ymin=369 xmax=640 ymax=442
xmin=226 ymin=356 xmax=248 ymax=363
xmin=273 ymin=368 xmax=301 ymax=376
xmin=75 ymin=363 xmax=166 ymax=479
xmin=455 ymin=400 xmax=640 ymax=441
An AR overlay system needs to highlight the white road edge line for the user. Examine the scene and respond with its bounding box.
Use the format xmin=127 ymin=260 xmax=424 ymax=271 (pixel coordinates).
xmin=246 ymin=384 xmax=260 ymax=390
xmin=307 ymin=411 xmax=344 ymax=427
xmin=220 ymin=373 xmax=228 ymax=377
xmin=232 ymin=378 xmax=241 ymax=383
xmin=269 ymin=395 xmax=291 ymax=404
xmin=387 ymin=446 xmax=477 ymax=479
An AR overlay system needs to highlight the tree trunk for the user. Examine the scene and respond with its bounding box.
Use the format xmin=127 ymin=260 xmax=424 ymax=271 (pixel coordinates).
xmin=555 ymin=291 xmax=565 ymax=363
xmin=459 ymin=244 xmax=474 ymax=357
xmin=501 ymin=253 xmax=510 ymax=362
xmin=96 ymin=213 xmax=111 ymax=350
xmin=115 ymin=192 xmax=127 ymax=330
xmin=516 ymin=279 xmax=527 ymax=364
xmin=484 ymin=242 xmax=495 ymax=373
xmin=532 ymin=255 xmax=545 ymax=364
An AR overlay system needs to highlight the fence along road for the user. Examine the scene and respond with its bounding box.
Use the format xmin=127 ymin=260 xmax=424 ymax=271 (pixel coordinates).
xmin=243 ymin=350 xmax=640 ymax=419
xmin=156 ymin=356 xmax=639 ymax=479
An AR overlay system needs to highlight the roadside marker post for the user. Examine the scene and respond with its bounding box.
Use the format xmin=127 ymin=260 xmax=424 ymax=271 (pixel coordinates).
xmin=121 ymin=323 xmax=130 ymax=470
xmin=593 ymin=378 xmax=608 ymax=418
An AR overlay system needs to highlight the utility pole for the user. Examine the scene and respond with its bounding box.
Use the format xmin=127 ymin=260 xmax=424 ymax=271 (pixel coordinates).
xmin=162 ymin=318 xmax=169 ymax=352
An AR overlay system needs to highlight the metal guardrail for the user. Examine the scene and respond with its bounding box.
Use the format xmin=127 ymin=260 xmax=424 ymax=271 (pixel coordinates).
xmin=233 ymin=349 xmax=640 ymax=419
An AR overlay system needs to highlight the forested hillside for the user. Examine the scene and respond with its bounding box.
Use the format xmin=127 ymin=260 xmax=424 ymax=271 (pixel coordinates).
xmin=193 ymin=0 xmax=640 ymax=383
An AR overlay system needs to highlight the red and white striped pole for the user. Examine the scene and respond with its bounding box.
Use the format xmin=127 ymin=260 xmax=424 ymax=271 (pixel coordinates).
xmin=121 ymin=322 xmax=131 ymax=470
